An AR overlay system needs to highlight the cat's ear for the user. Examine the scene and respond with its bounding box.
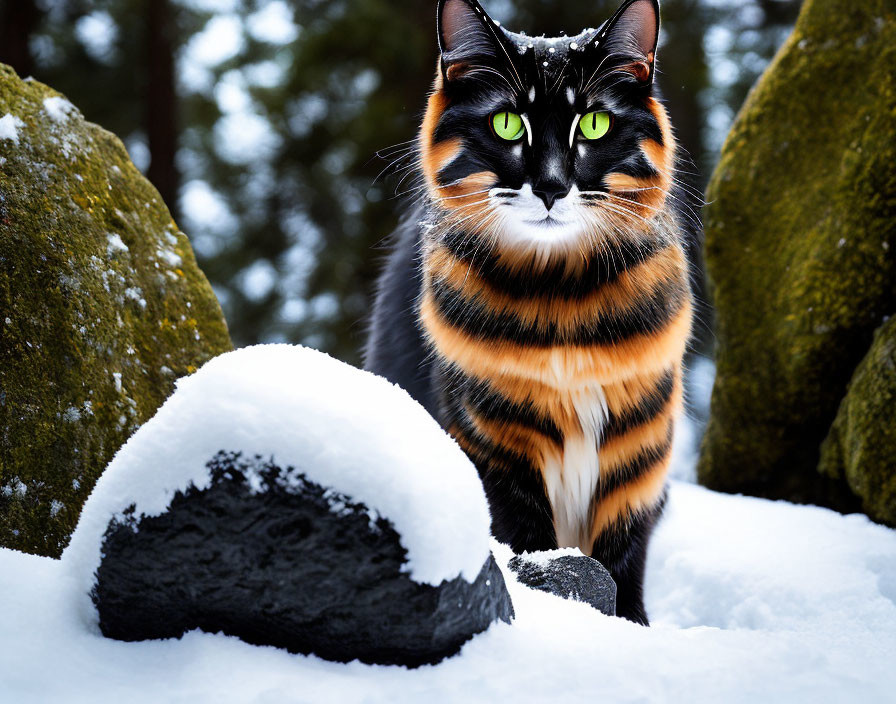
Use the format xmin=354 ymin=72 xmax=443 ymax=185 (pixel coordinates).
xmin=597 ymin=0 xmax=660 ymax=85
xmin=438 ymin=0 xmax=502 ymax=81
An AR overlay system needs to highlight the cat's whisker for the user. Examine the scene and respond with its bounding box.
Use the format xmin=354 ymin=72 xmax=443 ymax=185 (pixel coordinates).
xmin=489 ymin=35 xmax=527 ymax=96
xmin=447 ymin=206 xmax=495 ymax=232
xmin=393 ymin=183 xmax=428 ymax=200
xmin=582 ymin=50 xmax=637 ymax=96
xmin=646 ymin=191 xmax=703 ymax=231
xmin=390 ymin=157 xmax=427 ymax=190
xmin=580 ymin=176 xmax=704 ymax=231
xmin=606 ymin=184 xmax=704 ymax=230
xmin=375 ymin=149 xmax=421 ymax=176
xmin=581 ymin=51 xmax=623 ymax=92
xmin=588 ymin=198 xmax=653 ymax=226
xmin=548 ymin=59 xmax=572 ymax=97
xmin=598 ymin=190 xmax=664 ymax=209
xmin=370 ymin=142 xmax=418 ymax=174
xmin=601 ymin=193 xmax=666 ymax=214
xmin=435 ymin=188 xmax=494 ymax=202
xmin=435 ymin=197 xmax=494 ymax=227
xmin=373 ymin=154 xmax=420 ymax=186
xmin=461 ymin=211 xmax=503 ymax=288
xmin=605 ymin=190 xmax=702 ymax=233
xmin=638 ymin=162 xmax=707 ymax=202
xmin=372 ymin=149 xmax=420 ymax=185
xmin=463 ymin=67 xmax=518 ymax=96
xmin=374 ymin=141 xmax=417 ymax=159
xmin=585 ymin=72 xmax=639 ymax=97
xmin=651 ymin=174 xmax=707 ymax=205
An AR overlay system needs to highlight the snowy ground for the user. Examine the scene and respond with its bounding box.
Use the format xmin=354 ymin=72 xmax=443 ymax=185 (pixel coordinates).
xmin=2 ymin=354 xmax=896 ymax=702
xmin=4 ymin=481 xmax=895 ymax=702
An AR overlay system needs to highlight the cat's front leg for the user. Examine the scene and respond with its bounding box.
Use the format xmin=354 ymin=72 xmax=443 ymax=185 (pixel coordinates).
xmin=590 ymin=494 xmax=666 ymax=625
xmin=479 ymin=463 xmax=558 ymax=555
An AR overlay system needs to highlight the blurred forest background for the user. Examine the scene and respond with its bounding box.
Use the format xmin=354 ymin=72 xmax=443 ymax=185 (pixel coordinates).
xmin=0 ymin=0 xmax=800 ymax=364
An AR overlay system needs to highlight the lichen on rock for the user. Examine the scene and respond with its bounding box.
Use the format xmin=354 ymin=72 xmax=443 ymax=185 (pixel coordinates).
xmin=698 ymin=0 xmax=896 ymax=518
xmin=0 ymin=63 xmax=232 ymax=556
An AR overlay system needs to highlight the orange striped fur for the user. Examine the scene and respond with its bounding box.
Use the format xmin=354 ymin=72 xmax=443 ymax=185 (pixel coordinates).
xmin=416 ymin=78 xmax=691 ymax=555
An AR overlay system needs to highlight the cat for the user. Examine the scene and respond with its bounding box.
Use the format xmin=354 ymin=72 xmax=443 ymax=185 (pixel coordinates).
xmin=364 ymin=0 xmax=694 ymax=625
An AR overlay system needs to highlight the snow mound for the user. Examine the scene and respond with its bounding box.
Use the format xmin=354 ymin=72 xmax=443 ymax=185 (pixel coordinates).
xmin=64 ymin=344 xmax=492 ymax=606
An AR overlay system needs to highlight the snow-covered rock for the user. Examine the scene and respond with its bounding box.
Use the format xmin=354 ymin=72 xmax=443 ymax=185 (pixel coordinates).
xmin=508 ymin=549 xmax=616 ymax=616
xmin=64 ymin=344 xmax=510 ymax=665
xmin=94 ymin=451 xmax=512 ymax=666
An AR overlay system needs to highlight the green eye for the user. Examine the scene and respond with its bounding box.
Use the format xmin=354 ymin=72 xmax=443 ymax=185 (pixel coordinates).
xmin=579 ymin=111 xmax=611 ymax=140
xmin=492 ymin=112 xmax=525 ymax=141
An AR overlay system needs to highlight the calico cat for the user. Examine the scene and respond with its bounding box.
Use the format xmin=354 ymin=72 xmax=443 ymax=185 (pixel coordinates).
xmin=364 ymin=0 xmax=694 ymax=625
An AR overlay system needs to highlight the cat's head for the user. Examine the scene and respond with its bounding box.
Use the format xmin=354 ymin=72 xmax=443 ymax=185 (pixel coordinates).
xmin=420 ymin=0 xmax=675 ymax=256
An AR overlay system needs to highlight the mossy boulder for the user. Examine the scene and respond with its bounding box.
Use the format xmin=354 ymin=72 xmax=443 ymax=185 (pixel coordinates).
xmin=818 ymin=317 xmax=896 ymax=524
xmin=699 ymin=0 xmax=896 ymax=517
xmin=0 ymin=64 xmax=232 ymax=556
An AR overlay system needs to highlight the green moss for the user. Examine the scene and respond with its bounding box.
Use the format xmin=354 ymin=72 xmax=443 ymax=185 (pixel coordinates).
xmin=0 ymin=64 xmax=232 ymax=556
xmin=698 ymin=0 xmax=896 ymax=514
xmin=818 ymin=317 xmax=896 ymax=524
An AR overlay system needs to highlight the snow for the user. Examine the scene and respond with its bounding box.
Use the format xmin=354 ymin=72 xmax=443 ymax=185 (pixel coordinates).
xmin=42 ymin=96 xmax=76 ymax=123
xmin=155 ymin=247 xmax=183 ymax=267
xmin=1 ymin=478 xmax=27 ymax=498
xmin=510 ymin=545 xmax=587 ymax=568
xmin=63 ymin=345 xmax=492 ymax=597
xmin=2 ymin=480 xmax=895 ymax=702
xmin=669 ymin=356 xmax=715 ymax=482
xmin=0 ymin=113 xmax=24 ymax=143
xmin=106 ymin=233 xmax=129 ymax=254
xmin=2 ymin=347 xmax=895 ymax=701
xmin=124 ymin=287 xmax=147 ymax=308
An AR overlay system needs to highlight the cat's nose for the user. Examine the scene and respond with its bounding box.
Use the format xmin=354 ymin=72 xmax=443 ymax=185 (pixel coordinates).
xmin=532 ymin=180 xmax=570 ymax=210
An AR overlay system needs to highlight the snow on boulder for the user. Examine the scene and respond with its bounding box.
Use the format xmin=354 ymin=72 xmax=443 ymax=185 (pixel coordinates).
xmin=508 ymin=549 xmax=617 ymax=616
xmin=63 ymin=344 xmax=513 ymax=666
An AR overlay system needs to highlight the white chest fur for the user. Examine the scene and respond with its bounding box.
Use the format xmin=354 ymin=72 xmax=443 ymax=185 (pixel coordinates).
xmin=541 ymin=385 xmax=608 ymax=555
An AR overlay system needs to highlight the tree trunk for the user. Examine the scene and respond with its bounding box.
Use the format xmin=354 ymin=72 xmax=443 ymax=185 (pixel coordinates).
xmin=0 ymin=0 xmax=40 ymax=77
xmin=145 ymin=0 xmax=179 ymax=219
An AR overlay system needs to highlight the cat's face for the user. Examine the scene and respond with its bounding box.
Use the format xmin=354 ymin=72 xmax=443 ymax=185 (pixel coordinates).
xmin=421 ymin=0 xmax=675 ymax=255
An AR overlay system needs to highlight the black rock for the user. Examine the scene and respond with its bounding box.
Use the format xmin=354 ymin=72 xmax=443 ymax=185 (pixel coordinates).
xmin=508 ymin=552 xmax=616 ymax=616
xmin=93 ymin=451 xmax=514 ymax=667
